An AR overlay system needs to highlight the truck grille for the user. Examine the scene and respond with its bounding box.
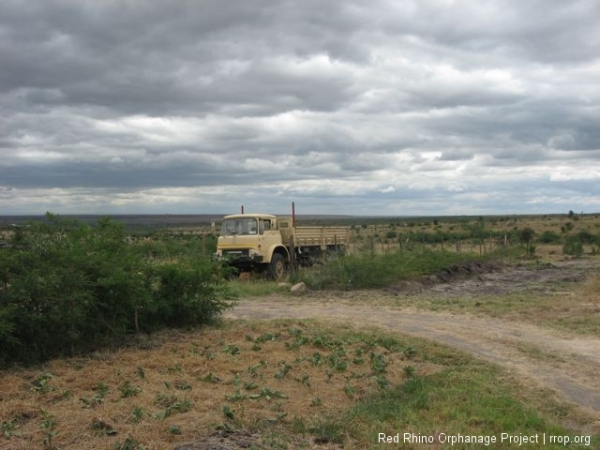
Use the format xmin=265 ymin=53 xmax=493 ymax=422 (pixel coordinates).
xmin=223 ymin=249 xmax=249 ymax=257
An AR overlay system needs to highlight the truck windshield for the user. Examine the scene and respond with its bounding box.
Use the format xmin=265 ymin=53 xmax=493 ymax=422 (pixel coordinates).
xmin=220 ymin=218 xmax=258 ymax=236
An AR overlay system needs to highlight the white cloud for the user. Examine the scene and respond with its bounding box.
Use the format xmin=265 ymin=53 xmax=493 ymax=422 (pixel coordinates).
xmin=1 ymin=0 xmax=599 ymax=215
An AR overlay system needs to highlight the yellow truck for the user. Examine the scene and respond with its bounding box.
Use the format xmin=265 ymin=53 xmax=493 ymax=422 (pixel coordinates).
xmin=215 ymin=213 xmax=349 ymax=279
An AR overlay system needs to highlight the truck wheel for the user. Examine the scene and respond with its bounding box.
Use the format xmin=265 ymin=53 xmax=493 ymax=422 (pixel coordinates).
xmin=268 ymin=253 xmax=287 ymax=280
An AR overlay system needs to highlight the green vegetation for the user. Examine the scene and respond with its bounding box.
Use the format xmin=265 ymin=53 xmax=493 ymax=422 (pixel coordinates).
xmin=335 ymin=364 xmax=595 ymax=449
xmin=297 ymin=248 xmax=515 ymax=290
xmin=0 ymin=213 xmax=231 ymax=366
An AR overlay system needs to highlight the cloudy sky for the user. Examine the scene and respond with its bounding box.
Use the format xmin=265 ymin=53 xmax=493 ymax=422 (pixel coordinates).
xmin=1 ymin=0 xmax=599 ymax=216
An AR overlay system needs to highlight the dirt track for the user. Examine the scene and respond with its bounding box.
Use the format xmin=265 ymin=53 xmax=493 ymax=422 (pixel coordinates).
xmin=225 ymin=260 xmax=600 ymax=428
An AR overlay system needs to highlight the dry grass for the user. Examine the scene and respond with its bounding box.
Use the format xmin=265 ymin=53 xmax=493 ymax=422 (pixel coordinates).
xmin=582 ymin=272 xmax=600 ymax=303
xmin=0 ymin=320 xmax=436 ymax=450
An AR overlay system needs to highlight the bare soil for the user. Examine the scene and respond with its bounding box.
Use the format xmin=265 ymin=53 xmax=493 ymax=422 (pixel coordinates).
xmin=384 ymin=258 xmax=595 ymax=297
xmin=226 ymin=258 xmax=600 ymax=430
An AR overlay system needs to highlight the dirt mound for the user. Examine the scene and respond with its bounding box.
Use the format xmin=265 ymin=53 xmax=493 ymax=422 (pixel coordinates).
xmin=383 ymin=260 xmax=503 ymax=295
xmin=175 ymin=430 xmax=264 ymax=450
xmin=382 ymin=259 xmax=594 ymax=297
xmin=429 ymin=260 xmax=503 ymax=283
xmin=175 ymin=429 xmax=339 ymax=450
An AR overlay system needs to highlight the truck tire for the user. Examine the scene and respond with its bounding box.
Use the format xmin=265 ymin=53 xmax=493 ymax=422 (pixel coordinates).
xmin=268 ymin=253 xmax=287 ymax=280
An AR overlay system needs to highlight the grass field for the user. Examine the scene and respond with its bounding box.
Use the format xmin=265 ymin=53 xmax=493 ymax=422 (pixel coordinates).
xmin=1 ymin=320 xmax=597 ymax=449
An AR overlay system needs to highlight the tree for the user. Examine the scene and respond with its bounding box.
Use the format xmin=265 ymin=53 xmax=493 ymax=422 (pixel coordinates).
xmin=520 ymin=227 xmax=536 ymax=255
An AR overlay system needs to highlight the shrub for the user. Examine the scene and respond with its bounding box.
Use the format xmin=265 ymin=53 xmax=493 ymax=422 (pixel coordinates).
xmin=519 ymin=228 xmax=535 ymax=255
xmin=537 ymin=231 xmax=562 ymax=244
xmin=0 ymin=214 xmax=230 ymax=366
xmin=146 ymin=258 xmax=230 ymax=329
xmin=563 ymin=237 xmax=584 ymax=256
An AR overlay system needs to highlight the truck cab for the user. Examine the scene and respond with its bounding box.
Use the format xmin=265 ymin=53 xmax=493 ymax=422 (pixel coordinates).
xmin=215 ymin=214 xmax=290 ymax=278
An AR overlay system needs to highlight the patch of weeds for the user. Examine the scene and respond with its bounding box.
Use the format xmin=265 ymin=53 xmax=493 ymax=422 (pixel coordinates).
xmin=309 ymin=418 xmax=344 ymax=445
xmin=374 ymin=375 xmax=390 ymax=390
xmin=114 ymin=435 xmax=147 ymax=450
xmin=310 ymin=397 xmax=323 ymax=407
xmin=202 ymin=349 xmax=216 ymax=360
xmin=296 ymin=374 xmax=311 ymax=387
xmin=167 ymin=363 xmax=182 ymax=373
xmin=404 ymin=347 xmax=417 ymax=358
xmin=201 ymin=372 xmax=221 ymax=383
xmin=155 ymin=393 xmax=178 ymax=408
xmin=353 ymin=356 xmax=365 ymax=365
xmin=260 ymin=387 xmax=288 ymax=401
xmin=288 ymin=328 xmax=303 ymax=338
xmin=95 ymin=381 xmax=110 ymax=397
xmin=90 ymin=418 xmax=118 ymax=436
xmin=376 ymin=336 xmax=402 ymax=352
xmin=334 ymin=359 xmax=348 ymax=372
xmin=223 ymin=405 xmax=235 ymax=420
xmin=39 ymin=409 xmax=57 ymax=449
xmin=260 ymin=431 xmax=294 ymax=449
xmin=311 ymin=352 xmax=322 ymax=366
xmin=253 ymin=332 xmax=280 ymax=344
xmin=347 ymin=371 xmax=365 ymax=380
xmin=370 ymin=352 xmax=388 ymax=375
xmin=2 ymin=419 xmax=19 ymax=438
xmin=343 ymin=383 xmax=357 ymax=397
xmin=353 ymin=347 xmax=365 ymax=365
xmin=136 ymin=366 xmax=145 ymax=379
xmin=225 ymin=390 xmax=247 ymax=402
xmin=119 ymin=380 xmax=142 ymax=399
xmin=168 ymin=425 xmax=181 ymax=435
xmin=174 ymin=380 xmax=192 ymax=391
xmin=80 ymin=382 xmax=109 ymax=408
xmin=274 ymin=361 xmax=292 ymax=379
xmin=404 ymin=365 xmax=416 ymax=378
xmin=290 ymin=416 xmax=308 ymax=434
xmin=247 ymin=360 xmax=267 ymax=377
xmin=327 ymin=348 xmax=347 ymax=371
xmin=153 ymin=394 xmax=192 ymax=419
xmin=59 ymin=390 xmax=72 ymax=400
xmin=32 ymin=373 xmax=56 ymax=394
xmin=233 ymin=374 xmax=241 ymax=387
xmin=128 ymin=406 xmax=146 ymax=424
xmin=223 ymin=344 xmax=241 ymax=355
xmin=285 ymin=329 xmax=312 ymax=350
xmin=268 ymin=411 xmax=288 ymax=423
xmin=313 ymin=333 xmax=344 ymax=349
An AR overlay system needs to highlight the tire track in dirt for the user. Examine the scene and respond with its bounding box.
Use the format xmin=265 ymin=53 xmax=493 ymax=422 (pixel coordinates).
xmin=225 ymin=300 xmax=600 ymax=421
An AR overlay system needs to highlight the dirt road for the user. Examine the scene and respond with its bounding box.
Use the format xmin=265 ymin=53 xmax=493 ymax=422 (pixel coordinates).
xmin=225 ymin=260 xmax=600 ymax=426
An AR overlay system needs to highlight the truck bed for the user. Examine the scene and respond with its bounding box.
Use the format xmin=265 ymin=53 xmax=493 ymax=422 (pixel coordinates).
xmin=293 ymin=226 xmax=349 ymax=249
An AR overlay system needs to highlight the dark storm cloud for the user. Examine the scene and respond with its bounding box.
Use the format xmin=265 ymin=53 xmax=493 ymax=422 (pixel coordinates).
xmin=1 ymin=0 xmax=599 ymax=214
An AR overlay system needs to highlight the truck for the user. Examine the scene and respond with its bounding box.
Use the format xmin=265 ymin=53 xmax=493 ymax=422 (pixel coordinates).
xmin=214 ymin=213 xmax=349 ymax=279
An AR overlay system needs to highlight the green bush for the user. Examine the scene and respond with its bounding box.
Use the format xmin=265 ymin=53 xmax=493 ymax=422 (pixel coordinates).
xmin=147 ymin=259 xmax=230 ymax=329
xmin=537 ymin=231 xmax=562 ymax=244
xmin=300 ymin=250 xmax=495 ymax=290
xmin=563 ymin=237 xmax=584 ymax=256
xmin=0 ymin=214 xmax=230 ymax=366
